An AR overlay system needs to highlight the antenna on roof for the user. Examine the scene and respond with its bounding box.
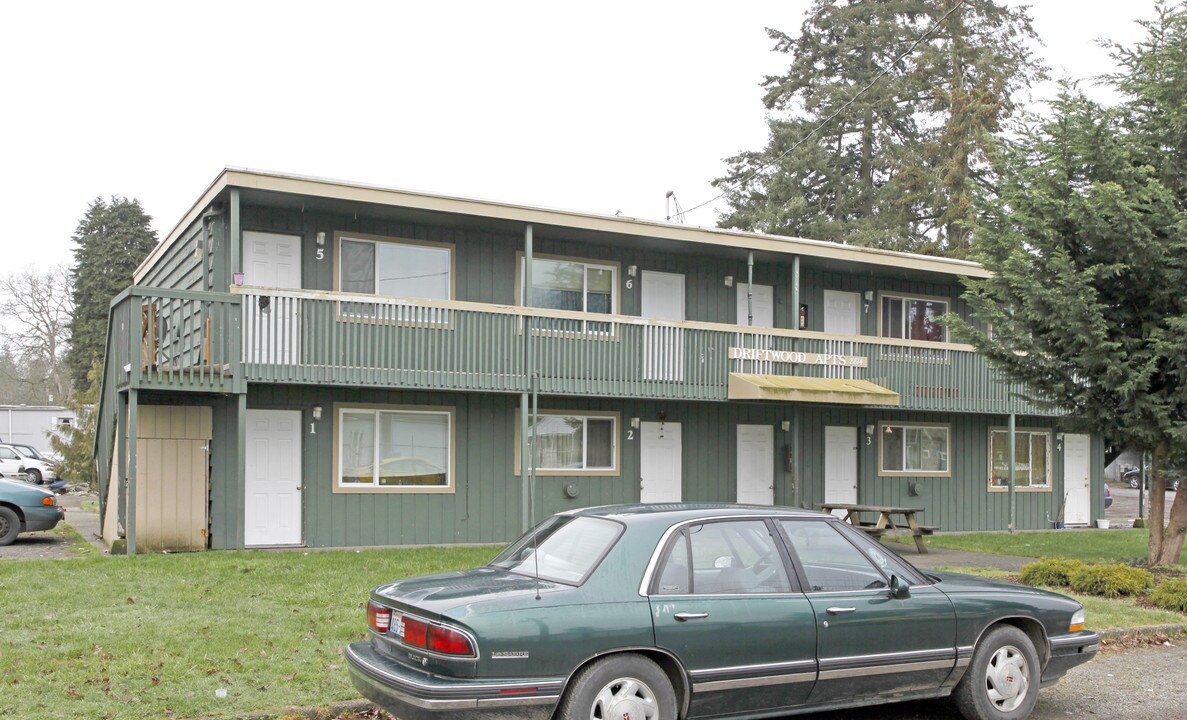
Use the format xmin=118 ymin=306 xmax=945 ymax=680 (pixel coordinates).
xmin=665 ymin=191 xmax=686 ymax=224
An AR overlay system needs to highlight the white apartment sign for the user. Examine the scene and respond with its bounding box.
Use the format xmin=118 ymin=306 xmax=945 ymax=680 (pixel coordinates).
xmin=728 ymin=346 xmax=869 ymax=368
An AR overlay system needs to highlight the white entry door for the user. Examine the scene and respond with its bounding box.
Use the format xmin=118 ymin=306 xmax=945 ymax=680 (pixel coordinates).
xmin=640 ymin=422 xmax=682 ymax=503
xmin=824 ymin=426 xmax=858 ymax=518
xmin=245 ymin=409 xmax=303 ymax=546
xmin=242 ymin=231 xmax=302 ymax=364
xmin=641 ymin=271 xmax=685 ymax=381
xmin=736 ymin=284 xmax=774 ymax=328
xmin=737 ymin=424 xmax=775 ymax=505
xmin=823 ymin=291 xmax=860 ymax=335
xmin=1063 ymin=434 xmax=1091 ymax=526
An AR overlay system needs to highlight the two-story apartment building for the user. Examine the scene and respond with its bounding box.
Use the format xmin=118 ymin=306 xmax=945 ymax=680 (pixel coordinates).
xmin=94 ymin=168 xmax=1105 ymax=553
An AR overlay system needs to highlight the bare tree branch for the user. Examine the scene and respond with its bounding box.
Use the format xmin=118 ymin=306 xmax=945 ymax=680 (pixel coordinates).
xmin=0 ymin=265 xmax=73 ymax=403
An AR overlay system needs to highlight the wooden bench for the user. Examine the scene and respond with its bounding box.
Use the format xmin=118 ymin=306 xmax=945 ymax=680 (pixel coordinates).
xmin=855 ymin=525 xmax=889 ymax=538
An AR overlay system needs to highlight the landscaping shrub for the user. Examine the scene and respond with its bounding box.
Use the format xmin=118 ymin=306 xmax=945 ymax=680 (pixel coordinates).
xmin=1019 ymin=557 xmax=1085 ymax=587
xmin=1068 ymin=563 xmax=1155 ymax=598
xmin=1149 ymin=579 xmax=1187 ymax=613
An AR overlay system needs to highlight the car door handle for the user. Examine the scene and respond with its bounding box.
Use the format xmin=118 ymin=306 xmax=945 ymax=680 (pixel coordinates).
xmin=826 ymin=607 xmax=856 ymax=615
xmin=674 ymin=612 xmax=709 ymax=621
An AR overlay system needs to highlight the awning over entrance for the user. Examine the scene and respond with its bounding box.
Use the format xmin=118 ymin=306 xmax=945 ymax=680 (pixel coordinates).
xmin=727 ymin=373 xmax=900 ymax=406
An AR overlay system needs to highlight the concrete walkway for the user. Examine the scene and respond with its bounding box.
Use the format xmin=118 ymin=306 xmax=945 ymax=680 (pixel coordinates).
xmin=59 ymin=492 xmax=107 ymax=553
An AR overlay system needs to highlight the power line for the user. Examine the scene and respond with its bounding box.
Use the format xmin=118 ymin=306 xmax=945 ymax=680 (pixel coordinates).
xmin=682 ymin=0 xmax=970 ymax=220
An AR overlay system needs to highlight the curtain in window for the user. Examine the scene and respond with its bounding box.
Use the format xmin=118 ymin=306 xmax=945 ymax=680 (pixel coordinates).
xmin=532 ymin=415 xmax=584 ymax=469
xmin=341 ymin=240 xmax=376 ymax=294
xmin=341 ymin=411 xmax=376 ymax=483
xmin=586 ymin=418 xmax=613 ymax=468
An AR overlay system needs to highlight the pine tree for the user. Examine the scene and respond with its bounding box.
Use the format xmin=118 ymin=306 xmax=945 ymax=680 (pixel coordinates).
xmin=64 ymin=197 xmax=158 ymax=391
xmin=48 ymin=359 xmax=101 ymax=490
xmin=714 ymin=0 xmax=1042 ymax=256
xmin=953 ymin=82 xmax=1187 ymax=565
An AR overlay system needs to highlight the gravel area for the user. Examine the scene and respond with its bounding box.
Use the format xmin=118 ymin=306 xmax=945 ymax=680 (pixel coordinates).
xmin=1027 ymin=640 xmax=1187 ymax=719
xmin=0 ymin=492 xmax=101 ymax=560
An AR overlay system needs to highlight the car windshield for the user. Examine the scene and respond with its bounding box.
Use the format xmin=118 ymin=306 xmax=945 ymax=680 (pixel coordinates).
xmin=489 ymin=515 xmax=622 ymax=585
xmin=12 ymin=446 xmax=40 ymax=460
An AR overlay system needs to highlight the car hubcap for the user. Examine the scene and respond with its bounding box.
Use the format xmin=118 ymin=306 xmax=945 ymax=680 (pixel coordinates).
xmin=0 ymin=515 xmax=9 ymax=536
xmin=590 ymin=676 xmax=657 ymax=720
xmin=984 ymin=644 xmax=1029 ymax=712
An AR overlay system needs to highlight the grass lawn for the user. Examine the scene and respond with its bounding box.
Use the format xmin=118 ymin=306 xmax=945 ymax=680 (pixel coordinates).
xmin=4 ymin=541 xmax=1183 ymax=720
xmin=891 ymin=528 xmax=1186 ymax=565
xmin=0 ymin=546 xmax=497 ymax=720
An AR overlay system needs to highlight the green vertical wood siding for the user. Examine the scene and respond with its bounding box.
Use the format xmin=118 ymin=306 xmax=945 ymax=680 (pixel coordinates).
xmin=192 ymin=385 xmax=1100 ymax=549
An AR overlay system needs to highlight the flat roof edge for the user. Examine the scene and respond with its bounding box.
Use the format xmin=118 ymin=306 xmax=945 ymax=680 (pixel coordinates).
xmin=135 ymin=167 xmax=991 ymax=283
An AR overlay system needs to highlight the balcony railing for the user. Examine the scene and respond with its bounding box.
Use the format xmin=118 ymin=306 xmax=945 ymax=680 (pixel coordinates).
xmin=108 ymin=285 xmax=1047 ymax=414
xmin=109 ymin=287 xmax=242 ymax=393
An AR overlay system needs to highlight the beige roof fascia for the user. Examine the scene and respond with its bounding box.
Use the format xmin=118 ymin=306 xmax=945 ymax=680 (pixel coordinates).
xmin=135 ymin=167 xmax=991 ymax=283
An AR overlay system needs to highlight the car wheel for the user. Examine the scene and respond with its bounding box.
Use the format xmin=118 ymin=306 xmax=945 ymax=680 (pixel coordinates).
xmin=1127 ymin=474 xmax=1140 ymax=489
xmin=25 ymin=468 xmax=42 ymax=484
xmin=558 ymin=654 xmax=676 ymax=720
xmin=0 ymin=506 xmax=20 ymax=546
xmin=1173 ymin=479 xmax=1180 ymax=492
xmin=953 ymin=625 xmax=1040 ymax=720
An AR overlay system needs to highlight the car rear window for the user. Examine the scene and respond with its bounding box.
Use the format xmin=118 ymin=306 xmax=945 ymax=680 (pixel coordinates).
xmin=489 ymin=515 xmax=622 ymax=585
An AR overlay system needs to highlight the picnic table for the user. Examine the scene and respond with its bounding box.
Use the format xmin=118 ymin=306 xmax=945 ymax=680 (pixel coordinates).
xmin=818 ymin=503 xmax=937 ymax=554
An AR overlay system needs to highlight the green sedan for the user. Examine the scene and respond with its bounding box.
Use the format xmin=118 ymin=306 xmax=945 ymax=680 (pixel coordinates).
xmin=346 ymin=504 xmax=1098 ymax=720
xmin=0 ymin=476 xmax=65 ymax=545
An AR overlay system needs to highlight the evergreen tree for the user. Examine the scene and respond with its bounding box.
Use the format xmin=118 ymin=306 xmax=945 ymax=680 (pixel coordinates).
xmin=952 ymin=82 xmax=1187 ymax=564
xmin=64 ymin=197 xmax=158 ymax=391
xmin=49 ymin=358 xmax=101 ymax=490
xmin=714 ymin=0 xmax=1042 ymax=256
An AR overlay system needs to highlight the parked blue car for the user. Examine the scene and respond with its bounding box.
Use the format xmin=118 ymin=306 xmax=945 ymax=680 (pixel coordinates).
xmin=0 ymin=477 xmax=65 ymax=546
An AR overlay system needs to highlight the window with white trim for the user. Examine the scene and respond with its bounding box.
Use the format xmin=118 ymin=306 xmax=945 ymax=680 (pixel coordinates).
xmin=338 ymin=406 xmax=451 ymax=490
xmin=338 ymin=234 xmax=453 ymax=321
xmin=521 ymin=256 xmax=616 ymax=333
xmin=989 ymin=429 xmax=1051 ymax=489
xmin=881 ymin=294 xmax=948 ymax=342
xmin=879 ymin=422 xmax=950 ymax=475
xmin=524 ymin=412 xmax=617 ymax=472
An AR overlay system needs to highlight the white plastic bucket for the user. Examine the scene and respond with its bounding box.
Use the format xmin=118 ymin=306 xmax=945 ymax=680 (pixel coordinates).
xmin=1095 ymin=519 xmax=1110 ymax=529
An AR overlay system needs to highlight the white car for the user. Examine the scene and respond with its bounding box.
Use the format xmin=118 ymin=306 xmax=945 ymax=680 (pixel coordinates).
xmin=0 ymin=444 xmax=58 ymax=484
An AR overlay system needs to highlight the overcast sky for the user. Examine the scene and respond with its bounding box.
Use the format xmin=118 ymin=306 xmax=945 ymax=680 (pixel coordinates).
xmin=0 ymin=1 xmax=1163 ymax=276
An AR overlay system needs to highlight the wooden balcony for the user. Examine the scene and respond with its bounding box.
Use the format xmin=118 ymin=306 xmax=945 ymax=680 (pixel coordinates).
xmin=109 ymin=285 xmax=1048 ymax=415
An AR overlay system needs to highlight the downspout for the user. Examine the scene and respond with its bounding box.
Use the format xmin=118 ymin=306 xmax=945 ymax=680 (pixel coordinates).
xmin=1008 ymin=413 xmax=1016 ymax=533
xmin=520 ymin=224 xmax=533 ymax=532
xmin=790 ymin=255 xmax=800 ymax=507
xmin=746 ymin=251 xmax=755 ymax=327
xmin=200 ymin=203 xmax=225 ymax=293
xmin=791 ymin=255 xmax=800 ymax=332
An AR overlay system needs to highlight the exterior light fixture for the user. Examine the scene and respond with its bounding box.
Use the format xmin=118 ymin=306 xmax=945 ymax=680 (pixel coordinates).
xmin=723 ymin=275 xmax=734 ymax=287
xmin=630 ymin=417 xmax=641 ymax=429
xmin=312 ymin=406 xmax=323 ymax=420
xmin=316 ymin=231 xmax=326 ymax=246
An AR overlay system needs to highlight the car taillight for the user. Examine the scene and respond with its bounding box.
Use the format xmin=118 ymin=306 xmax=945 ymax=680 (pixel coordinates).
xmin=368 ymin=601 xmax=392 ymax=633
xmin=402 ymin=616 xmax=429 ymax=647
xmin=42 ymin=497 xmax=56 ymax=507
xmin=391 ymin=614 xmax=475 ymax=657
xmin=428 ymin=626 xmax=475 ymax=656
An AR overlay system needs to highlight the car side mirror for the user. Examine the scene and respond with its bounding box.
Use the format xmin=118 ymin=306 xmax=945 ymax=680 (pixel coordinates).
xmin=890 ymin=574 xmax=911 ymax=600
